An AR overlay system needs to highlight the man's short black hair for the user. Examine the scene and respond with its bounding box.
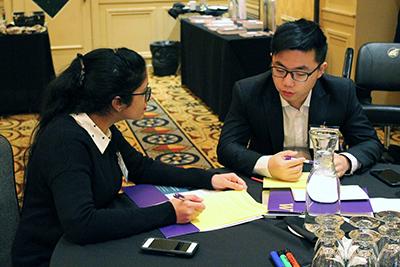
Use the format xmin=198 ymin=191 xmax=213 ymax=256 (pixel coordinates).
xmin=270 ymin=18 xmax=328 ymax=64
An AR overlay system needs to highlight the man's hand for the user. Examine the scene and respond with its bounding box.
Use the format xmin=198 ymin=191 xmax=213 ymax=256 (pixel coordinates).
xmin=334 ymin=153 xmax=351 ymax=177
xmin=268 ymin=151 xmax=305 ymax=182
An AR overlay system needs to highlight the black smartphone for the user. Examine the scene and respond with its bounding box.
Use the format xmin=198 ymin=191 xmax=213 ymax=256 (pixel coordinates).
xmin=140 ymin=237 xmax=199 ymax=257
xmin=370 ymin=169 xmax=400 ymax=186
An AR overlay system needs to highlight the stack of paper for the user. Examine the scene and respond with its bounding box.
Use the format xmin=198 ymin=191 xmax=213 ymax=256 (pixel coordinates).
xmin=204 ymin=20 xmax=236 ymax=31
xmin=239 ymin=31 xmax=271 ymax=38
xmin=242 ymin=20 xmax=264 ymax=30
xmin=123 ymin=184 xmax=267 ymax=237
xmin=217 ymin=27 xmax=247 ymax=35
xmin=190 ymin=190 xmax=267 ymax=231
xmin=189 ymin=15 xmax=216 ymax=23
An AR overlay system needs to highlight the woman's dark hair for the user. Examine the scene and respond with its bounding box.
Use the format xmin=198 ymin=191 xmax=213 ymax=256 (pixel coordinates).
xmin=270 ymin=18 xmax=328 ymax=64
xmin=22 ymin=48 xmax=146 ymax=197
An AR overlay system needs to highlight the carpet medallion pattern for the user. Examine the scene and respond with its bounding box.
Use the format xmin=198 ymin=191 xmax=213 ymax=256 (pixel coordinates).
xmin=126 ymin=98 xmax=215 ymax=169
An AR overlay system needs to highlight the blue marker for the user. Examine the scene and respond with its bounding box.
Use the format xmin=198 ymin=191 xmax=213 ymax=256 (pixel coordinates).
xmin=270 ymin=251 xmax=284 ymax=267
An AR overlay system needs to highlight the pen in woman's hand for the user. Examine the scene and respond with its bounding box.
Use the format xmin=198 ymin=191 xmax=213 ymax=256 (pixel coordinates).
xmin=173 ymin=193 xmax=193 ymax=202
xmin=283 ymin=156 xmax=314 ymax=164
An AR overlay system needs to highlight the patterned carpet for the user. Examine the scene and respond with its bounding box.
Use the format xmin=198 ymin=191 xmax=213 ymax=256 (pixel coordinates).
xmin=1 ymin=73 xmax=400 ymax=206
xmin=126 ymin=98 xmax=215 ymax=169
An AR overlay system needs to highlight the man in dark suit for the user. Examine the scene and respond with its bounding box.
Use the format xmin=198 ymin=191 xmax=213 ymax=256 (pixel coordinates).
xmin=217 ymin=19 xmax=383 ymax=181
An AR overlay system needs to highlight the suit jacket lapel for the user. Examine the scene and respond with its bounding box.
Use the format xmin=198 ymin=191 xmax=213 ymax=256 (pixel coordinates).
xmin=309 ymin=79 xmax=330 ymax=127
xmin=263 ymin=79 xmax=284 ymax=152
xmin=308 ymin=80 xmax=330 ymax=156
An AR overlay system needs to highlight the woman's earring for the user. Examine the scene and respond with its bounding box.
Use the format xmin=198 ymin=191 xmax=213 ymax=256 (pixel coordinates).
xmin=119 ymin=108 xmax=122 ymax=112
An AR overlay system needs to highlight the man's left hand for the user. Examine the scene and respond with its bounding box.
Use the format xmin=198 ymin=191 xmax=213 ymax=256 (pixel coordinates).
xmin=334 ymin=153 xmax=350 ymax=177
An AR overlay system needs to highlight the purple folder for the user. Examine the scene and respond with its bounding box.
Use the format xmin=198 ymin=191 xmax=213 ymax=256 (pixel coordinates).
xmin=267 ymin=188 xmax=373 ymax=214
xmin=123 ymin=184 xmax=200 ymax=237
xmin=268 ymin=189 xmax=305 ymax=213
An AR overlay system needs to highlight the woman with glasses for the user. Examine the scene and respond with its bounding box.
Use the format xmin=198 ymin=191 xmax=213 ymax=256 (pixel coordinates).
xmin=217 ymin=19 xmax=383 ymax=182
xmin=12 ymin=47 xmax=247 ymax=267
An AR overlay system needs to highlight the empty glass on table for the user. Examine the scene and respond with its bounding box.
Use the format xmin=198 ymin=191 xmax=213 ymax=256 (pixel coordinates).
xmin=347 ymin=216 xmax=381 ymax=262
xmin=312 ymin=227 xmax=346 ymax=267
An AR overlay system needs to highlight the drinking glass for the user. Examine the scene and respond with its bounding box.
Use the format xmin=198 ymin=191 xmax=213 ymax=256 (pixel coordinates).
xmin=314 ymin=214 xmax=346 ymax=260
xmin=316 ymin=214 xmax=345 ymax=230
xmin=347 ymin=216 xmax=381 ymax=260
xmin=312 ymin=227 xmax=346 ymax=267
xmin=376 ymin=210 xmax=400 ymax=251
xmin=347 ymin=230 xmax=380 ymax=267
xmin=377 ymin=227 xmax=400 ymax=266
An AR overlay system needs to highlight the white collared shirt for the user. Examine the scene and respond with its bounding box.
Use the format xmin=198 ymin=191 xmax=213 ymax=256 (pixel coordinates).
xmin=254 ymin=91 xmax=359 ymax=177
xmin=70 ymin=113 xmax=112 ymax=154
xmin=281 ymin=91 xmax=311 ymax=159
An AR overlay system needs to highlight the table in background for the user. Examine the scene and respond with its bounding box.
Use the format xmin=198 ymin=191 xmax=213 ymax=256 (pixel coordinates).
xmin=0 ymin=31 xmax=55 ymax=115
xmin=50 ymin=163 xmax=400 ymax=267
xmin=180 ymin=19 xmax=272 ymax=121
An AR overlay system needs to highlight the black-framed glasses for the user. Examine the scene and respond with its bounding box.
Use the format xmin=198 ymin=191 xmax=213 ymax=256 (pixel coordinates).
xmin=270 ymin=64 xmax=322 ymax=82
xmin=132 ymin=86 xmax=151 ymax=102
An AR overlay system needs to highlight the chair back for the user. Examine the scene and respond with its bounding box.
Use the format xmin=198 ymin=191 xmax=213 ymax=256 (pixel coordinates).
xmin=355 ymin=43 xmax=400 ymax=103
xmin=342 ymin=47 xmax=354 ymax=78
xmin=0 ymin=134 xmax=19 ymax=267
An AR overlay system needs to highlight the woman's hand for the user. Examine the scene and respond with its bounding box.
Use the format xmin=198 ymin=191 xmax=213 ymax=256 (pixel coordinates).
xmin=211 ymin=173 xmax=247 ymax=191
xmin=170 ymin=195 xmax=205 ymax=224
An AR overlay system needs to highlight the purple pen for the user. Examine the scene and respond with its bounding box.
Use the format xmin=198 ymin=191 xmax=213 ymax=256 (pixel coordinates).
xmin=283 ymin=156 xmax=313 ymax=164
xmin=173 ymin=193 xmax=192 ymax=201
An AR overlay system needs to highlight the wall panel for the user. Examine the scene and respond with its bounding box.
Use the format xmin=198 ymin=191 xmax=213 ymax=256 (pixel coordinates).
xmin=105 ymin=7 xmax=156 ymax=56
xmin=324 ymin=28 xmax=351 ymax=76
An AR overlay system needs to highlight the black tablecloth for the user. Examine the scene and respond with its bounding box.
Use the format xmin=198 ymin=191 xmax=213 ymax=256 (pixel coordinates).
xmin=50 ymin=163 xmax=400 ymax=267
xmin=0 ymin=32 xmax=55 ymax=114
xmin=180 ymin=19 xmax=272 ymax=121
xmin=50 ymin=175 xmax=315 ymax=267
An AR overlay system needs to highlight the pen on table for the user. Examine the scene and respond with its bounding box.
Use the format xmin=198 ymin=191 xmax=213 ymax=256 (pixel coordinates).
xmin=278 ymin=250 xmax=293 ymax=267
xmin=283 ymin=156 xmax=314 ymax=164
xmin=173 ymin=193 xmax=193 ymax=202
xmin=283 ymin=248 xmax=300 ymax=267
xmin=270 ymin=251 xmax=284 ymax=267
xmin=251 ymin=177 xmax=263 ymax=183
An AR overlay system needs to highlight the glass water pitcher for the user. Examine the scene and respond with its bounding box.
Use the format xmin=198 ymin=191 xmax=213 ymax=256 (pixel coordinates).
xmin=304 ymin=128 xmax=341 ymax=233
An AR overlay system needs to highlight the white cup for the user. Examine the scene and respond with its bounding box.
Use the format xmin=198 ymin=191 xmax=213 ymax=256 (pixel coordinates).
xmin=189 ymin=1 xmax=196 ymax=11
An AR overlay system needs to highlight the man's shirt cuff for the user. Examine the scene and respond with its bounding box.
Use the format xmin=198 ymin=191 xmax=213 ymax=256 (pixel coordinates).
xmin=340 ymin=152 xmax=361 ymax=174
xmin=254 ymin=155 xmax=273 ymax=177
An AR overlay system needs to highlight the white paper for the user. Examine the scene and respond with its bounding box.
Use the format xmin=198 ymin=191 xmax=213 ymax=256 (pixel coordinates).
xmin=369 ymin=198 xmax=400 ymax=212
xmin=291 ymin=185 xmax=369 ymax=202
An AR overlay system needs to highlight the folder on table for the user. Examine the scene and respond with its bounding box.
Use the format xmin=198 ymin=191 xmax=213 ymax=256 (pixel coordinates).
xmin=264 ymin=187 xmax=373 ymax=217
xmin=123 ymin=184 xmax=267 ymax=237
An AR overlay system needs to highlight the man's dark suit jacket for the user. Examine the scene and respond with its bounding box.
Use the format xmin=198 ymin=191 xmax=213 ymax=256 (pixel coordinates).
xmin=217 ymin=71 xmax=383 ymax=177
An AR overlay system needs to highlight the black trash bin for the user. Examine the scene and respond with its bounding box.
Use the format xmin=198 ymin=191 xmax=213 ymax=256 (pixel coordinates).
xmin=150 ymin=41 xmax=180 ymax=76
